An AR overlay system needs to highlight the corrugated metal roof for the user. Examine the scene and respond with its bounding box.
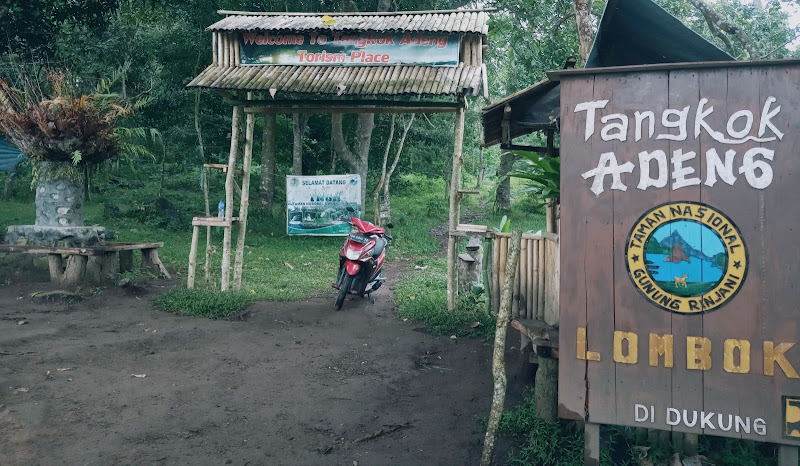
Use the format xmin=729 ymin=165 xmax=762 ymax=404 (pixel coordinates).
xmin=187 ymin=64 xmax=484 ymax=96
xmin=208 ymin=10 xmax=489 ymax=35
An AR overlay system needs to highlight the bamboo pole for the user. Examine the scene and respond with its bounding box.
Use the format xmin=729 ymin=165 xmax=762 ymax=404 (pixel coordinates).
xmin=222 ymin=34 xmax=229 ymax=67
xmin=221 ymin=105 xmax=241 ymax=291
xmin=188 ymin=226 xmax=200 ymax=289
xmin=212 ymin=32 xmax=218 ymax=66
xmin=519 ymin=239 xmax=528 ymax=318
xmin=537 ymin=239 xmax=545 ymax=319
xmin=492 ymin=236 xmax=500 ymax=313
xmin=532 ymin=239 xmax=539 ymax=319
xmin=233 ymin=95 xmax=255 ymax=291
xmin=512 ymin=244 xmax=521 ymax=317
xmin=481 ymin=230 xmax=523 ymax=466
xmin=446 ymin=102 xmax=466 ymax=311
xmin=526 ymin=239 xmax=533 ymax=318
xmin=483 ymin=238 xmax=493 ymax=315
xmin=233 ymin=33 xmax=240 ymax=65
xmin=498 ymin=237 xmax=508 ymax=302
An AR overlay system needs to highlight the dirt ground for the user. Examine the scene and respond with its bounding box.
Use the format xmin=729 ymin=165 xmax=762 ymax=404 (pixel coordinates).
xmin=0 ymin=260 xmax=531 ymax=465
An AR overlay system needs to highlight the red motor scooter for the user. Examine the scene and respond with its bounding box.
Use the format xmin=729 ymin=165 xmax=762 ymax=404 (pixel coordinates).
xmin=333 ymin=214 xmax=392 ymax=310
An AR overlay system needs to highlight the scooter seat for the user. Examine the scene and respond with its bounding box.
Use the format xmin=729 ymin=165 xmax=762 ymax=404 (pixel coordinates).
xmin=371 ymin=236 xmax=387 ymax=257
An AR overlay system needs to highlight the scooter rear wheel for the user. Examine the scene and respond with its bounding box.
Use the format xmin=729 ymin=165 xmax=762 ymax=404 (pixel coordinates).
xmin=335 ymin=274 xmax=353 ymax=311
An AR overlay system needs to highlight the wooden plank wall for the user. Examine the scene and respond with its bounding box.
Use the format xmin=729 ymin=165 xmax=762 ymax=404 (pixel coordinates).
xmin=489 ymin=233 xmax=559 ymax=327
xmin=557 ymin=63 xmax=800 ymax=446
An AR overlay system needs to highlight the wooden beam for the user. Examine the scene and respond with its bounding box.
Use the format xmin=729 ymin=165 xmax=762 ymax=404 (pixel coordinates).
xmin=217 ymin=8 xmax=496 ymax=16
xmin=0 ymin=242 xmax=164 ymax=256
xmin=499 ymin=143 xmax=560 ymax=157
xmin=446 ymin=100 xmax=466 ymax=312
xmin=235 ymin=99 xmax=462 ymax=108
xmin=233 ymin=97 xmax=255 ymax=291
xmin=244 ymin=105 xmax=460 ymax=115
xmin=221 ymin=106 xmax=241 ymax=292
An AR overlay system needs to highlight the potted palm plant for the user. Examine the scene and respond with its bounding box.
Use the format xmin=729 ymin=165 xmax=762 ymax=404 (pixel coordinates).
xmin=0 ymin=70 xmax=148 ymax=246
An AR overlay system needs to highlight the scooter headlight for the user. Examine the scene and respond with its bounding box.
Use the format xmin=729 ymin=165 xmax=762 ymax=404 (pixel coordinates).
xmin=345 ymin=247 xmax=361 ymax=260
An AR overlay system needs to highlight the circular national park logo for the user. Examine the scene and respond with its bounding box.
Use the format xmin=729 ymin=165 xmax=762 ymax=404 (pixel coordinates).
xmin=625 ymin=201 xmax=748 ymax=314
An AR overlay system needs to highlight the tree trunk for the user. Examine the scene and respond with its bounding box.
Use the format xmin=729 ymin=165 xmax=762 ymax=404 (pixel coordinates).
xmin=382 ymin=115 xmax=414 ymax=224
xmin=481 ymin=229 xmax=523 ymax=466
xmin=2 ymin=172 xmax=13 ymax=200
xmin=260 ymin=113 xmax=277 ymax=213
xmin=573 ymin=0 xmax=594 ymax=65
xmin=374 ymin=115 xmax=396 ymax=224
xmin=292 ymin=113 xmax=307 ymax=176
xmin=331 ymin=113 xmax=374 ymax=216
xmin=495 ymin=151 xmax=514 ymax=211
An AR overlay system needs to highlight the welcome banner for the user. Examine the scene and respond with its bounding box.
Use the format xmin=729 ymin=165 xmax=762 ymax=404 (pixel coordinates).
xmin=240 ymin=32 xmax=459 ymax=66
xmin=286 ymin=174 xmax=361 ymax=236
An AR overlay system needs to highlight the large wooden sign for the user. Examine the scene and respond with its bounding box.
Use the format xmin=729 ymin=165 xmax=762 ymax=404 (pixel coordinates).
xmin=557 ymin=61 xmax=800 ymax=445
xmin=239 ymin=32 xmax=459 ymax=66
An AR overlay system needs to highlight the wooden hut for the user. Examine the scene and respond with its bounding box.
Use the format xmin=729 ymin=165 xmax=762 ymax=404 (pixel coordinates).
xmin=187 ymin=9 xmax=490 ymax=297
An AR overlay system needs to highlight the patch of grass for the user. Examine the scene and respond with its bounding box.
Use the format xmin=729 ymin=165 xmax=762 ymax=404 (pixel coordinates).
xmin=386 ymin=174 xmax=449 ymax=260
xmin=498 ymin=390 xmax=585 ymax=466
xmin=394 ymin=257 xmax=496 ymax=339
xmin=154 ymin=288 xmax=254 ymax=319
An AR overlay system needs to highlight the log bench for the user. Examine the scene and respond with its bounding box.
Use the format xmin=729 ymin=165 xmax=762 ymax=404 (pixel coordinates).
xmin=0 ymin=242 xmax=170 ymax=284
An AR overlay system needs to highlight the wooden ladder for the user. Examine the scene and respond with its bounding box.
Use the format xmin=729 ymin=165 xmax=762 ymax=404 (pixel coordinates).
xmin=187 ymin=103 xmax=255 ymax=291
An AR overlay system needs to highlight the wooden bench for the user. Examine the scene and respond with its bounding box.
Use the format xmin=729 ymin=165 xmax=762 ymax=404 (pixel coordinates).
xmin=0 ymin=242 xmax=170 ymax=284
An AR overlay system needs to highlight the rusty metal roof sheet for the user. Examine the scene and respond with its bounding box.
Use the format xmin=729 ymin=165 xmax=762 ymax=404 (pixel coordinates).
xmin=187 ymin=64 xmax=484 ymax=96
xmin=208 ymin=10 xmax=490 ymax=35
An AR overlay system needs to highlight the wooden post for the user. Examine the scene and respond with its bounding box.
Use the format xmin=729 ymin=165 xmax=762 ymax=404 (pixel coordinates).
xmin=483 ymin=238 xmax=493 ymax=315
xmin=492 ymin=236 xmax=500 ymax=313
xmin=62 ymin=255 xmax=87 ymax=285
xmin=526 ymin=238 xmax=534 ymax=318
xmin=683 ymin=432 xmax=699 ymax=456
xmin=481 ymin=230 xmax=523 ymax=466
xmin=221 ymin=105 xmax=241 ymax=291
xmin=446 ymin=101 xmax=466 ymax=311
xmin=584 ymin=422 xmax=600 ymax=466
xmin=535 ymin=357 xmax=558 ymax=420
xmin=142 ymin=248 xmax=170 ymax=278
xmin=48 ymin=254 xmax=64 ymax=283
xmin=519 ymin=239 xmax=528 ymax=317
xmin=233 ymin=96 xmax=255 ymax=291
xmin=537 ymin=239 xmax=545 ymax=319
xmin=99 ymin=251 xmax=118 ymax=281
xmin=188 ymin=225 xmax=200 ymax=289
xmin=779 ymin=445 xmax=798 ymax=466
xmin=119 ymin=250 xmax=133 ymax=273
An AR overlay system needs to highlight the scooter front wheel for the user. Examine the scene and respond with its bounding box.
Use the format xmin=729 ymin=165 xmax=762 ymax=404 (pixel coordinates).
xmin=335 ymin=274 xmax=353 ymax=311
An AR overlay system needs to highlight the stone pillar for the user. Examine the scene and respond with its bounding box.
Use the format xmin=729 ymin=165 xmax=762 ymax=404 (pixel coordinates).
xmin=457 ymin=237 xmax=484 ymax=295
xmin=35 ymin=163 xmax=85 ymax=227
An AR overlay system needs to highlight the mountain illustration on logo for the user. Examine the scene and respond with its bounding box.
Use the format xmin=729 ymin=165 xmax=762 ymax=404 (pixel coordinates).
xmin=659 ymin=230 xmax=715 ymax=263
xmin=664 ymin=242 xmax=690 ymax=264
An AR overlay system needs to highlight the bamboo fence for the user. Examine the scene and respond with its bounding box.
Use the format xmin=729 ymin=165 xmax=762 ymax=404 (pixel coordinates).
xmin=488 ymin=232 xmax=559 ymax=326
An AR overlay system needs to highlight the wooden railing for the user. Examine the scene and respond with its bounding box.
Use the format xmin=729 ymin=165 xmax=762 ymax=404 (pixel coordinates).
xmin=486 ymin=232 xmax=559 ymax=326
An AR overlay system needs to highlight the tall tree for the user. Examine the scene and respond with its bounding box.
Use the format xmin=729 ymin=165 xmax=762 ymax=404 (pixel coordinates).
xmin=331 ymin=113 xmax=374 ymax=211
xmin=260 ymin=114 xmax=277 ymax=213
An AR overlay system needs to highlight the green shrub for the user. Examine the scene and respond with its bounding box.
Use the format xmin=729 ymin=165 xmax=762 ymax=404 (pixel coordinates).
xmin=154 ymin=288 xmax=254 ymax=319
xmin=394 ymin=258 xmax=495 ymax=339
